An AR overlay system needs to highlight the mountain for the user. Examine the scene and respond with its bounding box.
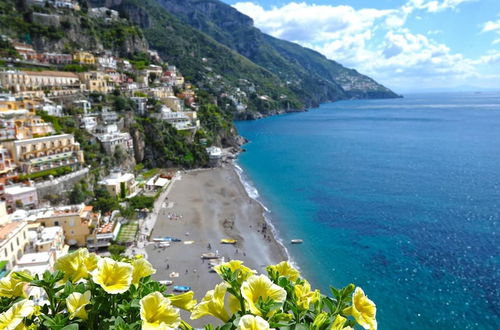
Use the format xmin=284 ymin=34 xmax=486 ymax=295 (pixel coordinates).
xmin=89 ymin=0 xmax=398 ymax=117
xmin=152 ymin=0 xmax=399 ymax=102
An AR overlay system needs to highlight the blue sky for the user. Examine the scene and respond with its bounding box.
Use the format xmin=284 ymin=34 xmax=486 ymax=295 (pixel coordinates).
xmin=221 ymin=0 xmax=500 ymax=92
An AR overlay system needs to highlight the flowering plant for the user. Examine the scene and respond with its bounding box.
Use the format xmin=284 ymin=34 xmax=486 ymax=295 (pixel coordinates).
xmin=0 ymin=249 xmax=377 ymax=329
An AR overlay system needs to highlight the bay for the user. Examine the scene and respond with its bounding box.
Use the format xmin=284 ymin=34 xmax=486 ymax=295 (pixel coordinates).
xmin=235 ymin=92 xmax=500 ymax=329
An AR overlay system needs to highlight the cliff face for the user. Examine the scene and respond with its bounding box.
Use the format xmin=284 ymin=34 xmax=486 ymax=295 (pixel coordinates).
xmin=0 ymin=1 xmax=148 ymax=57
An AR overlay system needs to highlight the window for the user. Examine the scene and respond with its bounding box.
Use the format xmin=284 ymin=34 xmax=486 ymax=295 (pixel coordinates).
xmin=16 ymin=238 xmax=19 ymax=246
xmin=10 ymin=243 xmax=13 ymax=252
xmin=54 ymin=221 xmax=59 ymax=226
xmin=70 ymin=230 xmax=74 ymax=235
xmin=4 ymin=250 xmax=7 ymax=257
xmin=69 ymin=219 xmax=75 ymax=227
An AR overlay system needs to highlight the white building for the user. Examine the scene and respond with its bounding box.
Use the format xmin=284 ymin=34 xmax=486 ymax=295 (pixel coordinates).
xmin=98 ymin=170 xmax=138 ymax=198
xmin=73 ymin=100 xmax=92 ymax=114
xmin=80 ymin=116 xmax=98 ymax=132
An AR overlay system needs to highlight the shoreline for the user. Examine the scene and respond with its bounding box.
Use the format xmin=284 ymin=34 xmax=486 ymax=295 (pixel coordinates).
xmin=232 ymin=162 xmax=295 ymax=267
xmin=145 ymin=164 xmax=288 ymax=325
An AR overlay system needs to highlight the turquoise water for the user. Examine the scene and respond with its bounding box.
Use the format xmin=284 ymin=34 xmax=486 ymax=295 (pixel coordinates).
xmin=235 ymin=93 xmax=500 ymax=329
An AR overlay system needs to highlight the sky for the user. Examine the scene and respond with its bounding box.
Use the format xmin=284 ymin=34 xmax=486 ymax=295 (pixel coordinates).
xmin=221 ymin=0 xmax=500 ymax=92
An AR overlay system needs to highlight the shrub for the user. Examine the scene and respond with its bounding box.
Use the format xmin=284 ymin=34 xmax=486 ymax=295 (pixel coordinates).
xmin=1 ymin=249 xmax=378 ymax=329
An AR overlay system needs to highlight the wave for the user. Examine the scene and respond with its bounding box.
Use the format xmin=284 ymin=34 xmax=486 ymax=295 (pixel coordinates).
xmin=233 ymin=161 xmax=298 ymax=269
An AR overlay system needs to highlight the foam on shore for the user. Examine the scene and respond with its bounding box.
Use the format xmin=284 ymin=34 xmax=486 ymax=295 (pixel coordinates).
xmin=233 ymin=161 xmax=297 ymax=269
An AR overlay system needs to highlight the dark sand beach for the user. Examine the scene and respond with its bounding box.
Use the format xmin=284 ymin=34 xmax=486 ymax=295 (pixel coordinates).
xmin=145 ymin=166 xmax=287 ymax=326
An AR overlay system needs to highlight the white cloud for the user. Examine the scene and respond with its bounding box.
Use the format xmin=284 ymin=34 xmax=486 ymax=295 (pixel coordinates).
xmin=232 ymin=1 xmax=494 ymax=91
xmin=406 ymin=0 xmax=476 ymax=13
xmin=482 ymin=19 xmax=500 ymax=32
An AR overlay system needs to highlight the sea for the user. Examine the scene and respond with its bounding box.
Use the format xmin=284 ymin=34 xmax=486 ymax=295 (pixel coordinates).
xmin=234 ymin=92 xmax=500 ymax=329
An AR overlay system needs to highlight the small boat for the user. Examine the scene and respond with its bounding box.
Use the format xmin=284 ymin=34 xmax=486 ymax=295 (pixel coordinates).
xmin=173 ymin=285 xmax=191 ymax=293
xmin=183 ymin=240 xmax=195 ymax=245
xmin=220 ymin=238 xmax=237 ymax=244
xmin=169 ymin=272 xmax=180 ymax=278
xmin=291 ymin=239 xmax=304 ymax=244
xmin=158 ymin=242 xmax=170 ymax=248
xmin=153 ymin=236 xmax=182 ymax=242
xmin=209 ymin=258 xmax=225 ymax=267
xmin=159 ymin=280 xmax=173 ymax=286
xmin=201 ymin=252 xmax=219 ymax=259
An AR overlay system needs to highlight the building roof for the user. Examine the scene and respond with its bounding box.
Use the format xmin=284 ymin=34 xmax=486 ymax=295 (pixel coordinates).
xmin=97 ymin=222 xmax=114 ymax=234
xmin=22 ymin=71 xmax=78 ymax=78
xmin=99 ymin=171 xmax=134 ymax=185
xmin=12 ymin=133 xmax=73 ymax=145
xmin=4 ymin=185 xmax=36 ymax=196
xmin=0 ymin=221 xmax=25 ymax=243
xmin=16 ymin=251 xmax=51 ymax=265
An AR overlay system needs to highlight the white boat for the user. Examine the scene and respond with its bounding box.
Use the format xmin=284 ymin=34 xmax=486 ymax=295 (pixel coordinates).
xmin=291 ymin=239 xmax=303 ymax=244
xmin=201 ymin=252 xmax=219 ymax=259
xmin=159 ymin=280 xmax=173 ymax=286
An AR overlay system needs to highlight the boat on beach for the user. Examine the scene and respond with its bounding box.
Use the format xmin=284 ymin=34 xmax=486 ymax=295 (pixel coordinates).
xmin=201 ymin=252 xmax=219 ymax=259
xmin=153 ymin=236 xmax=182 ymax=242
xmin=291 ymin=239 xmax=304 ymax=244
xmin=173 ymin=285 xmax=191 ymax=292
xmin=159 ymin=280 xmax=173 ymax=286
xmin=220 ymin=238 xmax=237 ymax=244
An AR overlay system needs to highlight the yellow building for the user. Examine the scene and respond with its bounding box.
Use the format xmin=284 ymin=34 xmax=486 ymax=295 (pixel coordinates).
xmin=33 ymin=204 xmax=100 ymax=247
xmin=73 ymin=51 xmax=96 ymax=65
xmin=4 ymin=134 xmax=84 ymax=174
xmin=0 ymin=98 xmax=38 ymax=116
xmin=0 ymin=202 xmax=30 ymax=270
xmin=0 ymin=70 xmax=81 ymax=94
xmin=77 ymin=71 xmax=116 ymax=94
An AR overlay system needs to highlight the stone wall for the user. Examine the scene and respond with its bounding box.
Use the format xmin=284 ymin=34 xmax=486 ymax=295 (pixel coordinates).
xmin=35 ymin=167 xmax=89 ymax=200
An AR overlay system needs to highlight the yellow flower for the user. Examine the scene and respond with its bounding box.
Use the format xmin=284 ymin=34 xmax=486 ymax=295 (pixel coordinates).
xmin=132 ymin=258 xmax=156 ymax=286
xmin=55 ymin=248 xmax=99 ymax=282
xmin=241 ymin=274 xmax=287 ymax=317
xmin=140 ymin=292 xmax=181 ymax=329
xmin=91 ymin=257 xmax=133 ymax=294
xmin=312 ymin=312 xmax=329 ymax=329
xmin=331 ymin=315 xmax=347 ymax=330
xmin=66 ymin=291 xmax=91 ymax=320
xmin=191 ymin=283 xmax=231 ymax=322
xmin=84 ymin=252 xmax=99 ymax=272
xmin=344 ymin=287 xmax=377 ymax=330
xmin=294 ymin=281 xmax=320 ymax=310
xmin=0 ymin=299 xmax=34 ymax=330
xmin=267 ymin=261 xmax=300 ymax=282
xmin=237 ymin=314 xmax=272 ymax=330
xmin=214 ymin=260 xmax=254 ymax=282
xmin=169 ymin=291 xmax=197 ymax=311
xmin=0 ymin=273 xmax=27 ymax=298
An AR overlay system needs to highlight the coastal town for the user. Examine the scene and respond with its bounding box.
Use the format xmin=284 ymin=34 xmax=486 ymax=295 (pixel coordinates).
xmin=0 ymin=1 xmax=254 ymax=306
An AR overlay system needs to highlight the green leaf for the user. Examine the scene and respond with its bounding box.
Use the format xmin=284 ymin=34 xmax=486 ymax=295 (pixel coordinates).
xmin=61 ymin=324 xmax=79 ymax=330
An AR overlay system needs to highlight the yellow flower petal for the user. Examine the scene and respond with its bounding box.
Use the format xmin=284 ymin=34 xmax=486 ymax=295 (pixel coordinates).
xmin=0 ymin=299 xmax=34 ymax=330
xmin=241 ymin=274 xmax=287 ymax=317
xmin=132 ymin=258 xmax=156 ymax=286
xmin=312 ymin=312 xmax=329 ymax=329
xmin=92 ymin=257 xmax=133 ymax=294
xmin=237 ymin=314 xmax=272 ymax=330
xmin=214 ymin=260 xmax=254 ymax=283
xmin=66 ymin=291 xmax=91 ymax=320
xmin=140 ymin=292 xmax=181 ymax=329
xmin=350 ymin=287 xmax=377 ymax=330
xmin=55 ymin=248 xmax=99 ymax=282
xmin=267 ymin=261 xmax=300 ymax=282
xmin=294 ymin=281 xmax=320 ymax=310
xmin=169 ymin=291 xmax=197 ymax=311
xmin=191 ymin=283 xmax=230 ymax=322
xmin=0 ymin=273 xmax=27 ymax=298
xmin=331 ymin=315 xmax=347 ymax=330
